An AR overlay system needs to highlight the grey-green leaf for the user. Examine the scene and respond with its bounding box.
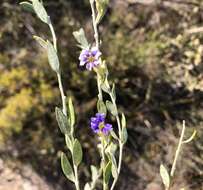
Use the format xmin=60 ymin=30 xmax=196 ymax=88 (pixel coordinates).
xmin=65 ymin=134 xmax=72 ymax=150
xmin=104 ymin=161 xmax=112 ymax=184
xmin=20 ymin=1 xmax=34 ymax=13
xmin=73 ymin=139 xmax=83 ymax=166
xmin=32 ymin=0 xmax=49 ymax=24
xmin=95 ymin=0 xmax=109 ymax=24
xmin=84 ymin=183 xmax=91 ymax=190
xmin=111 ymin=83 xmax=116 ymax=101
xmin=160 ymin=164 xmax=170 ymax=189
xmin=55 ymin=107 xmax=70 ymax=134
xmin=33 ymin=35 xmax=47 ymax=49
xmin=111 ymin=155 xmax=118 ymax=179
xmin=91 ymin=165 xmax=98 ymax=182
xmin=97 ymin=100 xmax=107 ymax=115
xmin=47 ymin=41 xmax=60 ymax=73
xmin=73 ymin=28 xmax=89 ymax=49
xmin=68 ymin=98 xmax=75 ymax=129
xmin=61 ymin=152 xmax=75 ymax=182
xmin=121 ymin=125 xmax=128 ymax=144
xmin=121 ymin=113 xmax=126 ymax=129
xmin=106 ymin=100 xmax=117 ymax=116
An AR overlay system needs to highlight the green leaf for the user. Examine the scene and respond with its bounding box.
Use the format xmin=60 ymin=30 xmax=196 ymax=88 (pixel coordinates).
xmin=160 ymin=164 xmax=170 ymax=189
xmin=55 ymin=107 xmax=70 ymax=134
xmin=65 ymin=134 xmax=72 ymax=150
xmin=20 ymin=1 xmax=34 ymax=13
xmin=47 ymin=41 xmax=60 ymax=73
xmin=61 ymin=152 xmax=75 ymax=182
xmin=73 ymin=28 xmax=89 ymax=49
xmin=95 ymin=0 xmax=109 ymax=24
xmin=101 ymin=81 xmax=110 ymax=93
xmin=111 ymin=155 xmax=118 ymax=179
xmin=97 ymin=100 xmax=107 ymax=115
xmin=110 ymin=130 xmax=118 ymax=140
xmin=121 ymin=113 xmax=126 ymax=129
xmin=33 ymin=35 xmax=47 ymax=49
xmin=111 ymin=83 xmax=116 ymax=100
xmin=32 ymin=0 xmax=49 ymax=24
xmin=84 ymin=183 xmax=91 ymax=190
xmin=121 ymin=125 xmax=128 ymax=144
xmin=104 ymin=161 xmax=112 ymax=184
xmin=68 ymin=98 xmax=75 ymax=129
xmin=106 ymin=100 xmax=117 ymax=116
xmin=73 ymin=139 xmax=83 ymax=166
xmin=91 ymin=165 xmax=98 ymax=182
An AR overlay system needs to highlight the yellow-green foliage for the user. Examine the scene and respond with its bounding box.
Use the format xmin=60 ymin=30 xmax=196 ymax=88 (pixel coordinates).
xmin=0 ymin=67 xmax=29 ymax=93
xmin=0 ymin=88 xmax=33 ymax=143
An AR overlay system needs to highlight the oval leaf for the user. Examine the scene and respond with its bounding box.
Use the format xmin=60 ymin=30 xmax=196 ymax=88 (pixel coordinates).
xmin=91 ymin=165 xmax=98 ymax=182
xmin=32 ymin=0 xmax=49 ymax=24
xmin=95 ymin=0 xmax=109 ymax=24
xmin=111 ymin=155 xmax=118 ymax=179
xmin=55 ymin=107 xmax=70 ymax=134
xmin=61 ymin=152 xmax=75 ymax=182
xmin=33 ymin=35 xmax=47 ymax=49
xmin=121 ymin=113 xmax=126 ymax=129
xmin=47 ymin=41 xmax=60 ymax=73
xmin=160 ymin=164 xmax=170 ymax=189
xmin=68 ymin=98 xmax=75 ymax=129
xmin=106 ymin=100 xmax=117 ymax=116
xmin=73 ymin=139 xmax=83 ymax=166
xmin=65 ymin=134 xmax=72 ymax=151
xmin=121 ymin=125 xmax=128 ymax=144
xmin=97 ymin=100 xmax=107 ymax=115
xmin=20 ymin=1 xmax=34 ymax=13
xmin=73 ymin=28 xmax=89 ymax=49
xmin=84 ymin=183 xmax=91 ymax=190
xmin=104 ymin=161 xmax=112 ymax=184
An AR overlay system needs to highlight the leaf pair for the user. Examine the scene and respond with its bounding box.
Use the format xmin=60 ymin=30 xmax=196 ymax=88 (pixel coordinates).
xmin=61 ymin=139 xmax=83 ymax=182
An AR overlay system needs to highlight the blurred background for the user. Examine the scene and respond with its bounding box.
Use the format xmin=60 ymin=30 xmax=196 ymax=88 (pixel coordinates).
xmin=0 ymin=0 xmax=203 ymax=189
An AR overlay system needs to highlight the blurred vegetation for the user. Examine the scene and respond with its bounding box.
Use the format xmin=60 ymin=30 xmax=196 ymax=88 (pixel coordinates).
xmin=0 ymin=0 xmax=203 ymax=189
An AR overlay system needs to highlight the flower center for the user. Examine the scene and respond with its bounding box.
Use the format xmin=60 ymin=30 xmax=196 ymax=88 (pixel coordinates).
xmin=88 ymin=56 xmax=95 ymax=63
xmin=99 ymin=122 xmax=105 ymax=130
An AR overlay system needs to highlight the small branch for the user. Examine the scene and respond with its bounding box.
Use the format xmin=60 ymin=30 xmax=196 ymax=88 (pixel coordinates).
xmin=170 ymin=120 xmax=186 ymax=177
xmin=73 ymin=165 xmax=80 ymax=190
xmin=90 ymin=0 xmax=99 ymax=49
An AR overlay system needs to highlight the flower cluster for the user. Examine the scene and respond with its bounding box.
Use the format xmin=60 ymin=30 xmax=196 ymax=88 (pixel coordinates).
xmin=90 ymin=113 xmax=112 ymax=135
xmin=79 ymin=47 xmax=102 ymax=70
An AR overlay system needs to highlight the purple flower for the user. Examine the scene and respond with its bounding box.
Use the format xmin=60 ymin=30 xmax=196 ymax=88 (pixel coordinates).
xmin=90 ymin=113 xmax=112 ymax=135
xmin=79 ymin=47 xmax=102 ymax=70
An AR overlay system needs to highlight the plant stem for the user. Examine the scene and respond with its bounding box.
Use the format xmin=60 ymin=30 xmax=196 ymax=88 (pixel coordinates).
xmin=90 ymin=0 xmax=103 ymax=101
xmin=90 ymin=0 xmax=99 ymax=49
xmin=170 ymin=120 xmax=186 ymax=177
xmin=49 ymin=20 xmax=80 ymax=190
xmin=101 ymin=138 xmax=107 ymax=190
xmin=49 ymin=21 xmax=57 ymax=51
xmin=74 ymin=165 xmax=80 ymax=190
xmin=49 ymin=21 xmax=67 ymax=116
xmin=109 ymin=93 xmax=123 ymax=190
xmin=57 ymin=73 xmax=67 ymax=115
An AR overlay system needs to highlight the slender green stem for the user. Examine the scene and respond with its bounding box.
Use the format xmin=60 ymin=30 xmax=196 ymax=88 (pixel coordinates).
xmin=101 ymin=138 xmax=107 ymax=190
xmin=170 ymin=120 xmax=186 ymax=177
xmin=109 ymin=93 xmax=123 ymax=190
xmin=49 ymin=20 xmax=80 ymax=190
xmin=48 ymin=21 xmax=57 ymax=51
xmin=97 ymin=72 xmax=103 ymax=101
xmin=73 ymin=165 xmax=80 ymax=190
xmin=90 ymin=0 xmax=99 ymax=48
xmin=57 ymin=73 xmax=67 ymax=115
xmin=90 ymin=0 xmax=103 ymax=102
